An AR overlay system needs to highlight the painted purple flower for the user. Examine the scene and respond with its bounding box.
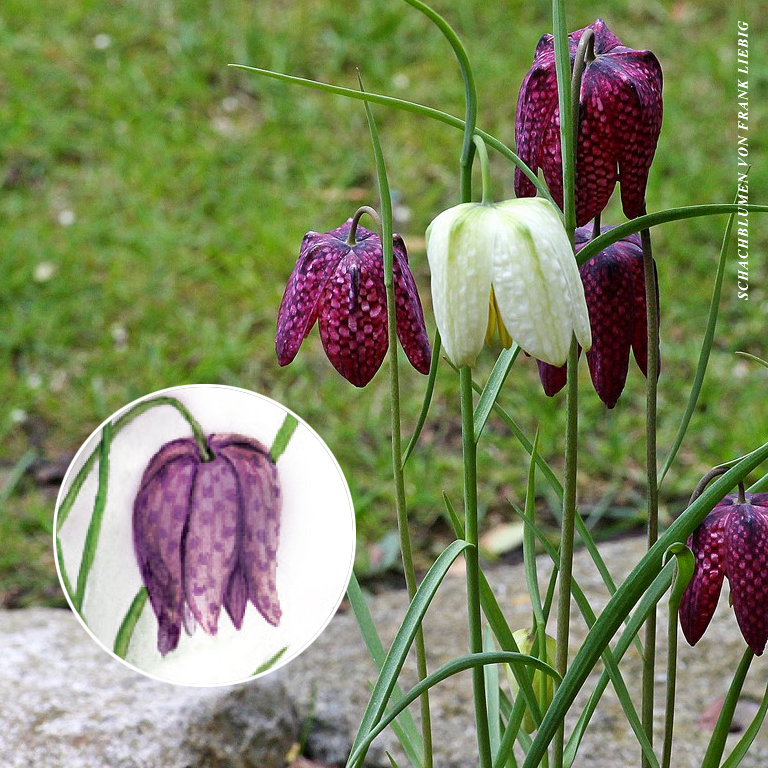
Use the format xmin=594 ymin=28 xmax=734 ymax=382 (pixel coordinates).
xmin=514 ymin=18 xmax=663 ymax=226
xmin=537 ymin=225 xmax=658 ymax=408
xmin=680 ymin=493 xmax=768 ymax=656
xmin=133 ymin=433 xmax=281 ymax=656
xmin=275 ymin=218 xmax=431 ymax=387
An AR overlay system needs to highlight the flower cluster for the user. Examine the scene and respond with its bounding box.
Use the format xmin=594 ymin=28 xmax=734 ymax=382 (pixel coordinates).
xmin=515 ymin=18 xmax=663 ymax=226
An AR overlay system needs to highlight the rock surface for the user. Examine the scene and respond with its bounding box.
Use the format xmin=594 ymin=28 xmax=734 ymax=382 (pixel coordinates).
xmin=2 ymin=536 xmax=767 ymax=767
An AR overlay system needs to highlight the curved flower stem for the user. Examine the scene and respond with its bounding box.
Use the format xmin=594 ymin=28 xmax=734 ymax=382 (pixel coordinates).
xmin=473 ymin=135 xmax=492 ymax=204
xmin=359 ymin=79 xmax=433 ymax=768
xmin=347 ymin=205 xmax=382 ymax=245
xmin=640 ymin=225 xmax=660 ymax=768
xmin=56 ymin=395 xmax=212 ymax=533
xmin=591 ymin=214 xmax=601 ymax=241
xmin=460 ymin=365 xmax=492 ymax=768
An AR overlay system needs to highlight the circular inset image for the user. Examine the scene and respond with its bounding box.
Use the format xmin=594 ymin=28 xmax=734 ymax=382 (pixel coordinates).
xmin=54 ymin=384 xmax=355 ymax=685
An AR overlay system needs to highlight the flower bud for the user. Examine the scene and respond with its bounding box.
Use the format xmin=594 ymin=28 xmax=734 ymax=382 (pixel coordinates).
xmin=505 ymin=628 xmax=557 ymax=732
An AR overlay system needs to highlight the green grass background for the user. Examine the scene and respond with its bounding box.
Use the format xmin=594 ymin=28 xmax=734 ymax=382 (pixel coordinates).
xmin=1 ymin=0 xmax=766 ymax=606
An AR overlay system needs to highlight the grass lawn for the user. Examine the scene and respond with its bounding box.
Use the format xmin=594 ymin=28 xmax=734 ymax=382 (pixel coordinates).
xmin=1 ymin=0 xmax=766 ymax=606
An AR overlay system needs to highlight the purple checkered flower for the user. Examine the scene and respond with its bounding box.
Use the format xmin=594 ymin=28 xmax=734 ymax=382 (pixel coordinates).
xmin=133 ymin=433 xmax=281 ymax=656
xmin=514 ymin=18 xmax=663 ymax=226
xmin=276 ymin=218 xmax=431 ymax=387
xmin=537 ymin=225 xmax=658 ymax=408
xmin=680 ymin=493 xmax=768 ymax=656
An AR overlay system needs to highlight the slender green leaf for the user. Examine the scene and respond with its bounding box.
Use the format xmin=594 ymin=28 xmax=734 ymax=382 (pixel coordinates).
xmin=56 ymin=536 xmax=74 ymax=603
xmin=484 ymin=628 xmax=502 ymax=760
xmin=700 ymin=649 xmax=754 ymax=768
xmin=113 ymin=587 xmax=149 ymax=659
xmin=735 ymin=351 xmax=768 ymax=370
xmin=73 ymin=422 xmax=112 ymax=613
xmin=748 ymin=473 xmax=768 ymax=494
xmin=474 ymin=345 xmax=521 ymax=442
xmin=348 ymin=539 xmax=470 ymax=768
xmin=576 ymin=204 xmax=768 ymax=267
xmin=403 ymin=330 xmax=441 ymax=466
xmin=270 ymin=413 xmax=299 ymax=461
xmin=719 ymin=672 xmax=768 ymax=768
xmin=0 ymin=449 xmax=36 ymax=506
xmin=57 ymin=395 xmax=210 ymax=531
xmin=523 ymin=433 xmax=544 ymax=627
xmin=228 ymin=64 xmax=550 ymax=199
xmin=253 ymin=645 xmax=289 ymax=676
xmin=347 ymin=574 xmax=424 ymax=768
xmin=659 ymin=204 xmax=737 ymax=484
xmin=521 ymin=441 xmax=768 ymax=768
xmin=443 ymin=493 xmax=543 ymax=729
xmin=348 ymin=652 xmax=561 ymax=768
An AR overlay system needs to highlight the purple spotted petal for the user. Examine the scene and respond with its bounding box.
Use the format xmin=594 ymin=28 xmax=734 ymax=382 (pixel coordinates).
xmin=212 ymin=434 xmax=282 ymax=627
xmin=133 ymin=439 xmax=200 ymax=655
xmin=536 ymin=226 xmax=656 ymax=407
xmin=393 ymin=235 xmax=432 ymax=375
xmin=679 ymin=505 xmax=730 ymax=648
xmin=223 ymin=564 xmax=248 ymax=630
xmin=276 ymin=230 xmax=346 ymax=366
xmin=514 ymin=19 xmax=663 ymax=226
xmin=317 ymin=230 xmax=389 ymax=387
xmin=183 ymin=457 xmax=240 ymax=635
xmin=725 ymin=502 xmax=768 ymax=655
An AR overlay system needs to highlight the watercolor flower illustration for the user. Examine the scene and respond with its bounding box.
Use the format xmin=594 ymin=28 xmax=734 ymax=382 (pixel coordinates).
xmin=133 ymin=433 xmax=281 ymax=655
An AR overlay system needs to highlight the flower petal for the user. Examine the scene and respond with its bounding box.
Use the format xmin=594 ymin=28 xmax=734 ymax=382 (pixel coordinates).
xmin=183 ymin=457 xmax=240 ymax=635
xmin=212 ymin=434 xmax=282 ymax=627
xmin=537 ymin=358 xmax=568 ymax=397
xmin=426 ymin=204 xmax=493 ymax=368
xmin=275 ymin=230 xmax=344 ymax=366
xmin=393 ymin=235 xmax=432 ymax=374
xmin=493 ymin=198 xmax=591 ymax=365
xmin=725 ymin=503 xmax=768 ymax=655
xmin=317 ymin=241 xmax=389 ymax=387
xmin=133 ymin=441 xmax=200 ymax=656
xmin=679 ymin=506 xmax=730 ymax=647
xmin=581 ymin=250 xmax=635 ymax=408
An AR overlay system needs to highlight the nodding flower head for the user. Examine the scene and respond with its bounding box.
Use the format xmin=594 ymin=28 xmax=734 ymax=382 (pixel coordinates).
xmin=275 ymin=217 xmax=431 ymax=387
xmin=515 ymin=18 xmax=663 ymax=226
xmin=680 ymin=492 xmax=768 ymax=656
xmin=133 ymin=434 xmax=281 ymax=656
xmin=537 ymin=225 xmax=658 ymax=408
xmin=425 ymin=197 xmax=591 ymax=369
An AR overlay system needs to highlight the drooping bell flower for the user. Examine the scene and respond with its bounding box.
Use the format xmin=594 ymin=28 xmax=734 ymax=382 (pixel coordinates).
xmin=679 ymin=492 xmax=768 ymax=656
xmin=537 ymin=225 xmax=657 ymax=408
xmin=133 ymin=433 xmax=281 ymax=656
xmin=425 ymin=197 xmax=592 ymax=368
xmin=514 ymin=18 xmax=663 ymax=226
xmin=275 ymin=216 xmax=431 ymax=387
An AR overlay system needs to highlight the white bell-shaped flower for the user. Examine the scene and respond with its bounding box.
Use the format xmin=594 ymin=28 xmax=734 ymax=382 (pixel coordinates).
xmin=426 ymin=197 xmax=592 ymax=368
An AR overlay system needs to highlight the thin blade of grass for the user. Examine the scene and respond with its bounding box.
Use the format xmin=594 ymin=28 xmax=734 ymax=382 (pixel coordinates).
xmin=659 ymin=203 xmax=738 ymax=485
xmin=347 ymin=539 xmax=470 ymax=768
xmin=521 ymin=441 xmax=768 ymax=768
xmin=403 ymin=329 xmax=441 ymax=466
xmin=576 ymin=204 xmax=768 ymax=267
xmin=348 ymin=652 xmax=561 ymax=767
xmin=270 ymin=413 xmax=299 ymax=461
xmin=474 ymin=345 xmax=521 ymax=442
xmin=443 ymin=493 xmax=543 ymax=729
xmin=113 ymin=586 xmax=148 ymax=659
xmin=699 ymin=649 xmax=754 ymax=768
xmin=719 ymin=672 xmax=768 ymax=768
xmin=253 ymin=646 xmax=289 ymax=676
xmin=347 ymin=573 xmax=424 ymax=768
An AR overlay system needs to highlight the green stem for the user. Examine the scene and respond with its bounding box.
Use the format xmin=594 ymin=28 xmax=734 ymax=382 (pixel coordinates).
xmin=460 ymin=366 xmax=492 ymax=768
xmin=641 ymin=226 xmax=660 ymax=768
xmin=473 ymin=135 xmax=492 ymax=204
xmin=347 ymin=205 xmax=382 ymax=245
xmin=661 ymin=591 xmax=679 ymax=768
xmin=57 ymin=395 xmax=212 ymax=532
xmin=553 ymin=336 xmax=579 ymax=768
xmin=73 ymin=420 xmax=112 ymax=613
xmin=359 ymin=80 xmax=433 ymax=768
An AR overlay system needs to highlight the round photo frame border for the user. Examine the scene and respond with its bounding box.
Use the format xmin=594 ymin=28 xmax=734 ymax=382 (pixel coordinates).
xmin=53 ymin=383 xmax=357 ymax=687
